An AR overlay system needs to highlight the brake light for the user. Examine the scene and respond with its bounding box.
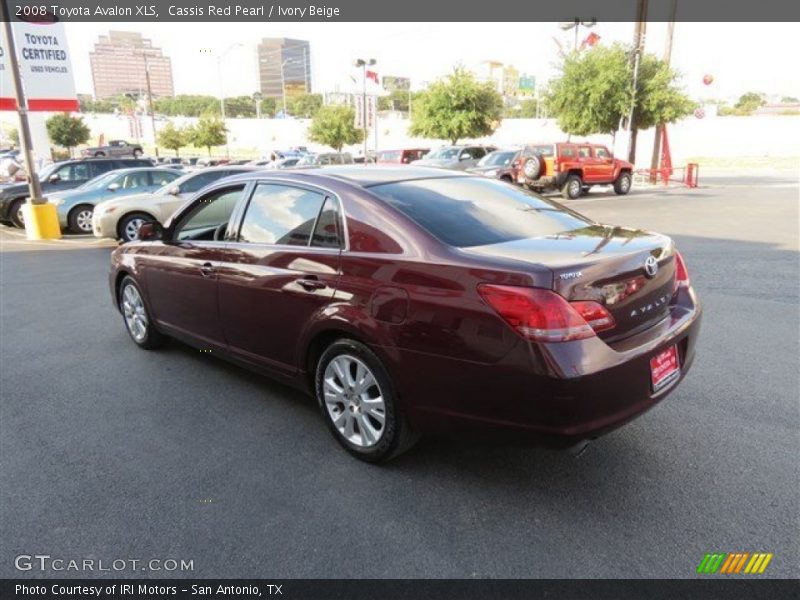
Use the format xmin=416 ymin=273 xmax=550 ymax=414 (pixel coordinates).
xmin=478 ymin=284 xmax=598 ymax=342
xmin=570 ymin=301 xmax=616 ymax=332
xmin=674 ymin=251 xmax=690 ymax=289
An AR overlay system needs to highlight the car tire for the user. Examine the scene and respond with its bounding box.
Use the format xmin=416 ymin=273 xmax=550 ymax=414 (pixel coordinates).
xmin=133 ymin=149 xmax=143 ymax=158
xmin=522 ymin=155 xmax=542 ymax=180
xmin=8 ymin=198 xmax=25 ymax=228
xmin=67 ymin=204 xmax=94 ymax=234
xmin=614 ymin=172 xmax=632 ymax=195
xmin=118 ymin=212 xmax=153 ymax=242
xmin=581 ymin=186 xmax=591 ymax=196
xmin=562 ymin=174 xmax=583 ymax=200
xmin=94 ymin=151 xmax=105 ymax=157
xmin=315 ymin=338 xmax=419 ymax=463
xmin=118 ymin=276 xmax=165 ymax=350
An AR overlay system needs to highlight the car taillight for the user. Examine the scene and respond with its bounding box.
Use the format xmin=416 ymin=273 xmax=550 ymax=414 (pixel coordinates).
xmin=674 ymin=251 xmax=690 ymax=290
xmin=477 ymin=284 xmax=611 ymax=342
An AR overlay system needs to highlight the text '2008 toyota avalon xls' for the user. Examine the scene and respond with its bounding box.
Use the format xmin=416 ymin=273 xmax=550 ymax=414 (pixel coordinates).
xmin=109 ymin=167 xmax=701 ymax=462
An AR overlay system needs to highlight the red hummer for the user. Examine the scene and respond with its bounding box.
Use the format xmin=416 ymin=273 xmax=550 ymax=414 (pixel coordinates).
xmin=514 ymin=142 xmax=634 ymax=199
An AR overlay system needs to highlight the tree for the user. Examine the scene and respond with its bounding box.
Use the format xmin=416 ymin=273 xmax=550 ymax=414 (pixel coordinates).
xmin=189 ymin=115 xmax=226 ymax=155
xmin=8 ymin=128 xmax=19 ymax=147
xmin=46 ymin=113 xmax=91 ymax=157
xmin=308 ymin=105 xmax=363 ymax=152
xmin=547 ymin=44 xmax=694 ymax=161
xmin=289 ymin=93 xmax=323 ymax=118
xmin=157 ymin=121 xmax=190 ymax=156
xmin=781 ymin=96 xmax=799 ymax=104
xmin=377 ymin=90 xmax=412 ymax=113
xmin=409 ymin=68 xmax=503 ymax=144
xmin=734 ymin=92 xmax=766 ymax=113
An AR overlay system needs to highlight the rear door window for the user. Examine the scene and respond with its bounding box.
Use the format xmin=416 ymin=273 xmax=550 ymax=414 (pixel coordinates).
xmin=238 ymin=183 xmax=327 ymax=246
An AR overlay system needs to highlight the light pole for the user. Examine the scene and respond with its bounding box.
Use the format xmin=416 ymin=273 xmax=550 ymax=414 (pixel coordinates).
xmin=560 ymin=18 xmax=597 ymax=51
xmin=354 ymin=58 xmax=376 ymax=160
xmin=143 ymin=53 xmax=158 ymax=158
xmin=258 ymin=56 xmax=300 ymax=118
xmin=216 ymin=43 xmax=243 ymax=157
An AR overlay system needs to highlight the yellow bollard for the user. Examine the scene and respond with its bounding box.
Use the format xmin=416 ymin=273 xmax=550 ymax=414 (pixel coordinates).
xmin=22 ymin=202 xmax=62 ymax=240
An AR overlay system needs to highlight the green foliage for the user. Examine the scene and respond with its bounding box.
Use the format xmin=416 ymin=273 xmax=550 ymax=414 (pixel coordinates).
xmin=288 ymin=93 xmax=323 ymax=118
xmin=154 ymin=95 xmax=220 ymax=117
xmin=548 ymin=43 xmax=694 ymax=136
xmin=781 ymin=96 xmax=799 ymax=104
xmin=409 ymin=68 xmax=503 ymax=144
xmin=377 ymin=90 xmax=412 ymax=113
xmin=157 ymin=121 xmax=191 ymax=156
xmin=189 ymin=115 xmax=227 ymax=155
xmin=308 ymin=105 xmax=364 ymax=152
xmin=8 ymin=128 xmax=19 ymax=146
xmin=46 ymin=113 xmax=91 ymax=156
xmin=259 ymin=97 xmax=278 ymax=118
xmin=733 ymin=92 xmax=766 ymax=114
xmin=224 ymin=96 xmax=257 ymax=118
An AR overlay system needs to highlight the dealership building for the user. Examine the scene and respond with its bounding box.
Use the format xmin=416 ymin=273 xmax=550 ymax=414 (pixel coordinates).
xmin=89 ymin=31 xmax=175 ymax=99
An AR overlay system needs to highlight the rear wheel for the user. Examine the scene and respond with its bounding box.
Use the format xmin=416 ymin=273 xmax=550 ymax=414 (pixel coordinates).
xmin=118 ymin=276 xmax=165 ymax=349
xmin=562 ymin=174 xmax=583 ymax=199
xmin=94 ymin=151 xmax=105 ymax=157
xmin=68 ymin=204 xmax=94 ymax=234
xmin=614 ymin=172 xmax=632 ymax=195
xmin=315 ymin=339 xmax=419 ymax=463
xmin=118 ymin=212 xmax=152 ymax=242
xmin=9 ymin=198 xmax=25 ymax=228
xmin=133 ymin=149 xmax=143 ymax=158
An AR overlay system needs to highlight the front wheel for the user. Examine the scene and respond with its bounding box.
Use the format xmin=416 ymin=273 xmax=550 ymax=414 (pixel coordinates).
xmin=118 ymin=212 xmax=152 ymax=242
xmin=315 ymin=339 xmax=419 ymax=463
xmin=132 ymin=149 xmax=143 ymax=158
xmin=614 ymin=172 xmax=632 ymax=195
xmin=118 ymin=276 xmax=165 ymax=349
xmin=68 ymin=204 xmax=94 ymax=234
xmin=94 ymin=151 xmax=105 ymax=158
xmin=562 ymin=174 xmax=583 ymax=200
xmin=8 ymin=198 xmax=25 ymax=228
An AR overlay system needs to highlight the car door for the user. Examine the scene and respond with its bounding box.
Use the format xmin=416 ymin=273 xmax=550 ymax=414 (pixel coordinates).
xmin=142 ymin=184 xmax=248 ymax=347
xmin=217 ymin=181 xmax=342 ymax=372
xmin=593 ymin=146 xmax=615 ymax=182
xmin=577 ymin=145 xmax=596 ymax=182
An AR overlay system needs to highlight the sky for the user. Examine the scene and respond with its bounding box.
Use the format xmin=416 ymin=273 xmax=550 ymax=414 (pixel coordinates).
xmin=64 ymin=22 xmax=800 ymax=103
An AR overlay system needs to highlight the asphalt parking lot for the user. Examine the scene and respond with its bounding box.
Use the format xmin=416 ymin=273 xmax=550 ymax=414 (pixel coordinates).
xmin=1 ymin=171 xmax=798 ymax=579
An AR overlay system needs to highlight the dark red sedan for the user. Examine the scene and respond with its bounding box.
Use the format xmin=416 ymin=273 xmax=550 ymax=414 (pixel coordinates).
xmin=110 ymin=167 xmax=701 ymax=462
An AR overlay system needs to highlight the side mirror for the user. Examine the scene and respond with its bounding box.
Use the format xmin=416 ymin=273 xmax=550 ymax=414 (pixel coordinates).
xmin=459 ymin=154 xmax=472 ymax=161
xmin=48 ymin=174 xmax=60 ymax=183
xmin=168 ymin=185 xmax=180 ymax=196
xmin=137 ymin=221 xmax=163 ymax=241
xmin=107 ymin=182 xmax=120 ymax=191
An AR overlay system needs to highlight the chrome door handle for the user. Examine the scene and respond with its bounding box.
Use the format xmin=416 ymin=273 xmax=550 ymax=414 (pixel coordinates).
xmin=296 ymin=277 xmax=326 ymax=291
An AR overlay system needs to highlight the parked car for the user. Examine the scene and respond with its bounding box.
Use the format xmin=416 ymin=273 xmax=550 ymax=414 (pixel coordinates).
xmin=81 ymin=140 xmax=145 ymax=159
xmin=109 ymin=166 xmax=701 ymax=463
xmin=0 ymin=158 xmax=153 ymax=228
xmin=515 ymin=142 xmax=634 ymax=199
xmin=92 ymin=166 xmax=257 ymax=242
xmin=265 ymin=157 xmax=301 ymax=169
xmin=466 ymin=148 xmax=521 ymax=182
xmin=296 ymin=152 xmax=354 ymax=166
xmin=376 ymin=148 xmax=430 ymax=164
xmin=411 ymin=145 xmax=497 ymax=170
xmin=49 ymin=167 xmax=181 ymax=234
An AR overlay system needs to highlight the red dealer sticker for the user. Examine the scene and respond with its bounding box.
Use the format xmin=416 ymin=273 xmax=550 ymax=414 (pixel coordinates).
xmin=650 ymin=345 xmax=680 ymax=392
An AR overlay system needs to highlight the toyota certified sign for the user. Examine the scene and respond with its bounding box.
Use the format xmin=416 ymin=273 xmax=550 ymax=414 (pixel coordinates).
xmin=0 ymin=18 xmax=79 ymax=112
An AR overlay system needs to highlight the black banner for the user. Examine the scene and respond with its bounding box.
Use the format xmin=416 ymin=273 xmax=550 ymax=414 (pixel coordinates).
xmin=2 ymin=579 xmax=799 ymax=600
xmin=3 ymin=0 xmax=800 ymax=22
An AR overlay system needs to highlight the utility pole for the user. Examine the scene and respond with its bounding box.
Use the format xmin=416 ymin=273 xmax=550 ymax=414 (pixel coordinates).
xmin=354 ymin=58 xmax=376 ymax=160
xmin=0 ymin=1 xmax=60 ymax=239
xmin=143 ymin=53 xmax=159 ymax=158
xmin=650 ymin=0 xmax=678 ymax=180
xmin=627 ymin=0 xmax=648 ymax=164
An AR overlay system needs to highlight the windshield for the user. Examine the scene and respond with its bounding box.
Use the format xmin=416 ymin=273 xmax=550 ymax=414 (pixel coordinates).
xmin=369 ymin=177 xmax=591 ymax=248
xmin=478 ymin=151 xmax=518 ymax=167
xmin=425 ymin=147 xmax=461 ymax=160
xmin=296 ymin=155 xmax=317 ymax=166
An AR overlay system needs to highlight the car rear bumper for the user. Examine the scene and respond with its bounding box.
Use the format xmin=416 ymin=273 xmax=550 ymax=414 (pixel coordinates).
xmin=391 ymin=286 xmax=702 ymax=447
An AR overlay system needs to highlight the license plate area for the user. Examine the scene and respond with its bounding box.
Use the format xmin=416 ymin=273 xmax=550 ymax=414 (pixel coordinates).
xmin=650 ymin=345 xmax=680 ymax=393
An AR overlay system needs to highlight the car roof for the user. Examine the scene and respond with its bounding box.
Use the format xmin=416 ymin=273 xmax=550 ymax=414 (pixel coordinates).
xmin=222 ymin=165 xmax=472 ymax=188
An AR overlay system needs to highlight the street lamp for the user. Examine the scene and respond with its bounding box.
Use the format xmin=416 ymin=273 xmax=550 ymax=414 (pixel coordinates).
xmin=559 ymin=18 xmax=597 ymax=51
xmin=354 ymin=58 xmax=376 ymax=160
xmin=216 ymin=43 xmax=243 ymax=157
xmin=253 ymin=92 xmax=263 ymax=119
xmin=258 ymin=56 xmax=301 ymax=118
xmin=143 ymin=53 xmax=158 ymax=158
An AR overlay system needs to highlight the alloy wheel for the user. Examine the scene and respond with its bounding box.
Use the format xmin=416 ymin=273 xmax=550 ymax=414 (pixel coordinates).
xmin=122 ymin=284 xmax=148 ymax=342
xmin=75 ymin=208 xmax=93 ymax=233
xmin=124 ymin=218 xmax=145 ymax=241
xmin=323 ymin=354 xmax=386 ymax=448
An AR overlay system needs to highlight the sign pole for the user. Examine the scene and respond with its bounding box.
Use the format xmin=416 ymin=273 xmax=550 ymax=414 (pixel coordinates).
xmin=0 ymin=1 xmax=60 ymax=239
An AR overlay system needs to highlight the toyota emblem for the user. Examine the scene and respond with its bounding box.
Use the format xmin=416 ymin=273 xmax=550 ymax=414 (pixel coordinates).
xmin=644 ymin=256 xmax=659 ymax=278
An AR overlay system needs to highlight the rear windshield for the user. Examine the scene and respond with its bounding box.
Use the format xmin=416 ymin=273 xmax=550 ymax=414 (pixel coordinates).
xmin=369 ymin=177 xmax=591 ymax=248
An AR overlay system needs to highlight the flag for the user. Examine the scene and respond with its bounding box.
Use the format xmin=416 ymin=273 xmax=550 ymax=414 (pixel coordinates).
xmin=366 ymin=70 xmax=379 ymax=85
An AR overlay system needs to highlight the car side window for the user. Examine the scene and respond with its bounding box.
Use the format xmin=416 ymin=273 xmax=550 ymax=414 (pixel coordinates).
xmin=238 ymin=183 xmax=326 ymax=246
xmin=173 ymin=186 xmax=245 ymax=241
xmin=180 ymin=171 xmax=222 ymax=194
xmin=151 ymin=171 xmax=179 ymax=187
xmin=91 ymin=161 xmax=116 ymax=177
xmin=472 ymin=147 xmax=486 ymax=159
xmin=578 ymin=146 xmax=592 ymax=158
xmin=595 ymin=147 xmax=611 ymax=159
xmin=311 ymin=197 xmax=341 ymax=249
xmin=560 ymin=147 xmax=575 ymax=158
xmin=120 ymin=171 xmax=149 ymax=189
